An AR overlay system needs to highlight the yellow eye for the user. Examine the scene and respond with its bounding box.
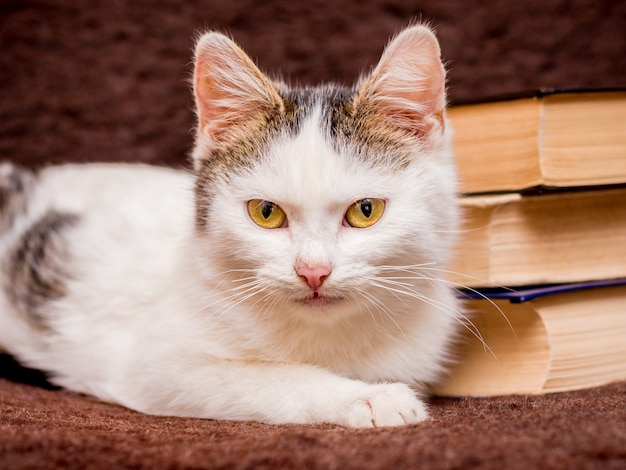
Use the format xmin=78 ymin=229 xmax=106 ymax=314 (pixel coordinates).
xmin=344 ymin=198 xmax=385 ymax=228
xmin=247 ymin=199 xmax=287 ymax=229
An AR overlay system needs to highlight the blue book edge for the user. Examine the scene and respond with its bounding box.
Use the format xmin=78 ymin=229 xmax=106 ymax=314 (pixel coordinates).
xmin=456 ymin=278 xmax=626 ymax=304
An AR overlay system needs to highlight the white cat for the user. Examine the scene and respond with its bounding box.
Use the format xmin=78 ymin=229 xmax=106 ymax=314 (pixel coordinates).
xmin=0 ymin=24 xmax=460 ymax=427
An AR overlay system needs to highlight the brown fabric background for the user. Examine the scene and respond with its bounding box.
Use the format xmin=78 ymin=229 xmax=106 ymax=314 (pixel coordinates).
xmin=1 ymin=0 xmax=625 ymax=468
xmin=1 ymin=378 xmax=625 ymax=469
xmin=1 ymin=0 xmax=625 ymax=169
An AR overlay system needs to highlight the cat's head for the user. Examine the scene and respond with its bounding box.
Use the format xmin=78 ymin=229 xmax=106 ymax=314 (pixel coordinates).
xmin=191 ymin=25 xmax=458 ymax=323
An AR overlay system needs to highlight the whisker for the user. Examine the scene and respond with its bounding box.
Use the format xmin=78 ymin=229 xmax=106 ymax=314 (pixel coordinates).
xmin=366 ymin=277 xmax=496 ymax=359
xmin=410 ymin=265 xmax=515 ymax=291
xmin=350 ymin=287 xmax=380 ymax=326
xmin=243 ymin=286 xmax=282 ymax=318
xmin=375 ymin=264 xmax=516 ymax=342
xmin=427 ymin=224 xmax=494 ymax=235
xmin=354 ymin=286 xmax=407 ymax=338
xmin=213 ymin=279 xmax=276 ymax=318
xmin=192 ymin=277 xmax=271 ymax=319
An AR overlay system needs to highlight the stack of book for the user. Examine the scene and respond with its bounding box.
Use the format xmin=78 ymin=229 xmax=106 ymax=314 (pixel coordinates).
xmin=434 ymin=89 xmax=626 ymax=397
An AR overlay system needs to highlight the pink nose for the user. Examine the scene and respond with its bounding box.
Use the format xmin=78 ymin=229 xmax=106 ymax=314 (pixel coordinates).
xmin=296 ymin=264 xmax=331 ymax=291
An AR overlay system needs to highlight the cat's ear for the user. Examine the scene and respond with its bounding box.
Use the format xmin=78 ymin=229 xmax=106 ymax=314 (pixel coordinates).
xmin=193 ymin=32 xmax=283 ymax=157
xmin=354 ymin=25 xmax=447 ymax=140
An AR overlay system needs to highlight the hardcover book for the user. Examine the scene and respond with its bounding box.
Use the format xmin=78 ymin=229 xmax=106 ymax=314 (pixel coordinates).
xmin=450 ymin=187 xmax=626 ymax=287
xmin=449 ymin=89 xmax=626 ymax=194
xmin=434 ymin=279 xmax=626 ymax=396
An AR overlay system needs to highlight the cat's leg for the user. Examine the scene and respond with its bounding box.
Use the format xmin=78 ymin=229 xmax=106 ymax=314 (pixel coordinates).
xmin=120 ymin=359 xmax=428 ymax=428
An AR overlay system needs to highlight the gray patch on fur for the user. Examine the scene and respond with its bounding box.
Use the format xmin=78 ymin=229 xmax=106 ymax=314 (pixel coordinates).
xmin=321 ymin=87 xmax=413 ymax=170
xmin=0 ymin=163 xmax=36 ymax=233
xmin=3 ymin=210 xmax=79 ymax=329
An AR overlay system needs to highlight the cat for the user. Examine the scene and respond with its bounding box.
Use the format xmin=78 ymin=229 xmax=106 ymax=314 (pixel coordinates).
xmin=0 ymin=24 xmax=461 ymax=427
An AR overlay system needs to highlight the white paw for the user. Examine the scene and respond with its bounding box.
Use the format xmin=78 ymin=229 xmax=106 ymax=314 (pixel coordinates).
xmin=341 ymin=382 xmax=428 ymax=428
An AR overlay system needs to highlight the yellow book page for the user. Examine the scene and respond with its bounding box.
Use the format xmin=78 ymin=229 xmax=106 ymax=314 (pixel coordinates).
xmin=542 ymin=92 xmax=626 ymax=186
xmin=434 ymin=299 xmax=550 ymax=397
xmin=535 ymin=285 xmax=626 ymax=393
xmin=450 ymin=193 xmax=520 ymax=287
xmin=488 ymin=189 xmax=626 ymax=286
xmin=450 ymin=99 xmax=543 ymax=193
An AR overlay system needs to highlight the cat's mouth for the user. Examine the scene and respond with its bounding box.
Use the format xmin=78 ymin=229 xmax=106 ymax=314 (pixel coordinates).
xmin=297 ymin=292 xmax=344 ymax=307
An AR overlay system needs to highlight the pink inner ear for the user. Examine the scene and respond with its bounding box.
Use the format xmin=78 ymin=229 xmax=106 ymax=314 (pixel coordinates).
xmin=357 ymin=26 xmax=447 ymax=138
xmin=194 ymin=51 xmax=248 ymax=142
xmin=193 ymin=33 xmax=283 ymax=146
xmin=194 ymin=61 xmax=245 ymax=141
xmin=194 ymin=59 xmax=221 ymax=135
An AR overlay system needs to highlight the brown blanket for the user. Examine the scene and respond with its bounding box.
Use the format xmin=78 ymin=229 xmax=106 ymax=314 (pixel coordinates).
xmin=2 ymin=0 xmax=625 ymax=170
xmin=1 ymin=377 xmax=624 ymax=469
xmin=2 ymin=1 xmax=626 ymax=468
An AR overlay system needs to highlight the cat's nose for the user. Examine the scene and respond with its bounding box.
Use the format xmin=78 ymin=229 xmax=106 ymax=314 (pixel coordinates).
xmin=295 ymin=263 xmax=331 ymax=291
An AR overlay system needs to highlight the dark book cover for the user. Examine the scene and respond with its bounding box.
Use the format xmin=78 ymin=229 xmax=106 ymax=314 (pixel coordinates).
xmin=457 ymin=278 xmax=626 ymax=304
xmin=449 ymin=87 xmax=626 ymax=107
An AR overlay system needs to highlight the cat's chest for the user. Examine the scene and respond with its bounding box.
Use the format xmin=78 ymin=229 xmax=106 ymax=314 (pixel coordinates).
xmin=227 ymin=317 xmax=405 ymax=381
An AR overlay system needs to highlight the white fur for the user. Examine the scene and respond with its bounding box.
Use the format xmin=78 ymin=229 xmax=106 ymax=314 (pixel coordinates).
xmin=0 ymin=120 xmax=458 ymax=427
xmin=0 ymin=25 xmax=461 ymax=428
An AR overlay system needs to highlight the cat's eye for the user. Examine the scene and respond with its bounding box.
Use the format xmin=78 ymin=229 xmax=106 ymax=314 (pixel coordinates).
xmin=344 ymin=198 xmax=385 ymax=228
xmin=247 ymin=199 xmax=287 ymax=229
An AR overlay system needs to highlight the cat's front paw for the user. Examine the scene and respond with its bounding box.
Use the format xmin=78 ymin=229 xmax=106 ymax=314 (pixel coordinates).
xmin=340 ymin=382 xmax=428 ymax=428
